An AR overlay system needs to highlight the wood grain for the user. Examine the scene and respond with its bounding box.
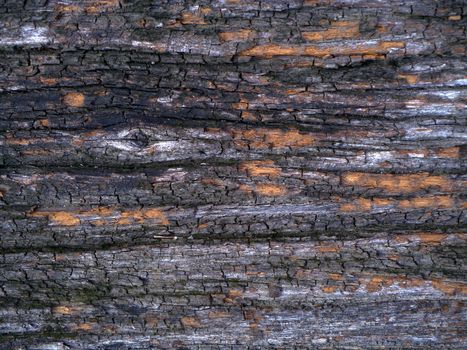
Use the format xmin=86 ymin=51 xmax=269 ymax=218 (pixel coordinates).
xmin=0 ymin=0 xmax=466 ymax=348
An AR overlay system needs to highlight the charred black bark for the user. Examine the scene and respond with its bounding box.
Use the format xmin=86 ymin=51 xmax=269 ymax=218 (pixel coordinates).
xmin=0 ymin=0 xmax=466 ymax=349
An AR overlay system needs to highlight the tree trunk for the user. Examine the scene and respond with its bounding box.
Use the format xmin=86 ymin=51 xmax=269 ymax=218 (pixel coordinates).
xmin=0 ymin=0 xmax=466 ymax=348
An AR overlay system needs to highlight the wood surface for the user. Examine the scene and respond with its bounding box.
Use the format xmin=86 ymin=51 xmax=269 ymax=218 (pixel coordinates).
xmin=0 ymin=0 xmax=466 ymax=349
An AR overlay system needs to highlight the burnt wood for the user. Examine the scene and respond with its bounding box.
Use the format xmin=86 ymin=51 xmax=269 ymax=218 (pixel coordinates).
xmin=0 ymin=0 xmax=466 ymax=349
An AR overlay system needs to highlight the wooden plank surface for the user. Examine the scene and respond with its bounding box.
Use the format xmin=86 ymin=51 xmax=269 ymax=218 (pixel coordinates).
xmin=0 ymin=0 xmax=466 ymax=348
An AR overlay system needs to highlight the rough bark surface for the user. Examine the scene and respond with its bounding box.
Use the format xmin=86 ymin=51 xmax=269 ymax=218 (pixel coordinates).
xmin=0 ymin=0 xmax=466 ymax=349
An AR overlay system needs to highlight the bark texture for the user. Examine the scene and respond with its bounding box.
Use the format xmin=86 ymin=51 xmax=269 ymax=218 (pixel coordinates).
xmin=0 ymin=0 xmax=466 ymax=349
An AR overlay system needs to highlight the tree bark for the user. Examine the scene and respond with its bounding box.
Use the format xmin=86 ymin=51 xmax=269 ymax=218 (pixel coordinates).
xmin=0 ymin=0 xmax=466 ymax=348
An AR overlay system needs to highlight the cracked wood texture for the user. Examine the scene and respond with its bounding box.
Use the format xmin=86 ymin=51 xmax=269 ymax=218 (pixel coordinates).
xmin=0 ymin=0 xmax=466 ymax=349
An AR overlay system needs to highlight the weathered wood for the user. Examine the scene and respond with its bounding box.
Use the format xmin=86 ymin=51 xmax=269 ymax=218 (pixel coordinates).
xmin=0 ymin=0 xmax=466 ymax=349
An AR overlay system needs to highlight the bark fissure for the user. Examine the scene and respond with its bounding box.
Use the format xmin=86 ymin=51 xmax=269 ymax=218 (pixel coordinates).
xmin=0 ymin=0 xmax=466 ymax=349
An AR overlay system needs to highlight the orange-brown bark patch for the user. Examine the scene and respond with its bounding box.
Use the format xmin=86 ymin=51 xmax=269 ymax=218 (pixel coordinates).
xmin=197 ymin=222 xmax=209 ymax=229
xmin=228 ymin=289 xmax=243 ymax=298
xmin=29 ymin=207 xmax=169 ymax=226
xmin=232 ymin=128 xmax=315 ymax=149
xmin=431 ymin=279 xmax=467 ymax=295
xmin=208 ymin=311 xmax=231 ymax=319
xmin=329 ymin=273 xmax=343 ymax=281
xmin=255 ymin=184 xmax=287 ymax=196
xmin=180 ymin=317 xmax=202 ymax=328
xmin=392 ymin=235 xmax=411 ymax=244
xmin=316 ymin=243 xmax=341 ymax=253
xmin=63 ymin=92 xmax=85 ymax=107
xmin=238 ymin=184 xmax=253 ymax=193
xmin=303 ymin=0 xmax=331 ymax=6
xmin=342 ymin=172 xmax=453 ymax=193
xmin=5 ymin=138 xmax=31 ymax=145
xmin=240 ymin=111 xmax=256 ymax=121
xmin=39 ymin=119 xmax=50 ymax=127
xmin=302 ymin=21 xmax=359 ymax=41
xmin=49 ymin=212 xmax=81 ymax=226
xmin=340 ymin=198 xmax=372 ymax=212
xmin=239 ymin=160 xmax=281 ymax=177
xmin=39 ymin=77 xmax=58 ymax=85
xmin=232 ymin=99 xmax=249 ymax=110
xmin=55 ymin=4 xmax=81 ymax=12
xmin=73 ymin=323 xmax=94 ymax=331
xmin=116 ymin=208 xmax=169 ymax=226
xmin=142 ymin=208 xmax=169 ymax=225
xmin=417 ymin=233 xmax=448 ymax=245
xmin=366 ymin=275 xmax=425 ymax=293
xmin=398 ymin=195 xmax=453 ymax=209
xmin=398 ymin=74 xmax=419 ymax=84
xmin=322 ymin=285 xmax=339 ymax=293
xmin=85 ymin=0 xmax=120 ymax=13
xmin=239 ymin=41 xmax=404 ymax=58
xmin=239 ymin=44 xmax=305 ymax=58
xmin=180 ymin=11 xmax=206 ymax=25
xmin=53 ymin=305 xmax=83 ymax=315
xmin=201 ymin=178 xmax=225 ymax=186
xmin=436 ymin=146 xmax=460 ymax=158
xmin=373 ymin=198 xmax=393 ymax=206
xmin=240 ymin=111 xmax=258 ymax=121
xmin=219 ymin=29 xmax=256 ymax=42
xmin=30 ymin=212 xmax=80 ymax=226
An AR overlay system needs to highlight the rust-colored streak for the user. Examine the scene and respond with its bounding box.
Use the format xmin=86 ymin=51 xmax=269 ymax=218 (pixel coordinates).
xmin=39 ymin=77 xmax=58 ymax=85
xmin=54 ymin=4 xmax=81 ymax=13
xmin=239 ymin=160 xmax=282 ymax=177
xmin=239 ymin=44 xmax=304 ymax=58
xmin=232 ymin=128 xmax=315 ymax=149
xmin=342 ymin=172 xmax=453 ymax=193
xmin=238 ymin=184 xmax=253 ymax=193
xmin=302 ymin=21 xmax=360 ymax=41
xmin=303 ymin=0 xmax=331 ymax=6
xmin=85 ymin=0 xmax=120 ymax=13
xmin=255 ymin=184 xmax=287 ymax=196
xmin=398 ymin=74 xmax=419 ymax=84
xmin=356 ymin=274 xmax=467 ymax=295
xmin=57 ymin=0 xmax=119 ymax=14
xmin=339 ymin=198 xmax=372 ymax=212
xmin=239 ymin=41 xmax=405 ymax=58
xmin=72 ymin=323 xmax=94 ymax=331
xmin=142 ymin=208 xmax=170 ymax=226
xmin=208 ymin=311 xmax=231 ymax=319
xmin=228 ymin=289 xmax=243 ymax=298
xmin=366 ymin=275 xmax=424 ymax=293
xmin=232 ymin=97 xmax=249 ymax=110
xmin=180 ymin=8 xmax=211 ymax=25
xmin=398 ymin=196 xmax=453 ymax=209
xmin=28 ymin=207 xmax=169 ymax=226
xmin=316 ymin=243 xmax=341 ymax=253
xmin=240 ymin=111 xmax=258 ymax=121
xmin=52 ymin=305 xmax=83 ymax=315
xmin=321 ymin=285 xmax=339 ymax=293
xmin=431 ymin=279 xmax=467 ymax=295
xmin=436 ymin=146 xmax=460 ymax=158
xmin=417 ymin=233 xmax=448 ymax=245
xmin=329 ymin=273 xmax=343 ymax=281
xmin=201 ymin=178 xmax=225 ymax=187
xmin=29 ymin=211 xmax=81 ymax=226
xmin=39 ymin=119 xmax=50 ymax=127
xmin=180 ymin=316 xmax=202 ymax=328
xmin=219 ymin=29 xmax=256 ymax=42
xmin=340 ymin=195 xmax=456 ymax=213
xmin=63 ymin=92 xmax=85 ymax=107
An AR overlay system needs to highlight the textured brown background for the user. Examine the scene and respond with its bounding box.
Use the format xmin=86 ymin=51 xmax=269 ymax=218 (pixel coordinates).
xmin=0 ymin=0 xmax=466 ymax=349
